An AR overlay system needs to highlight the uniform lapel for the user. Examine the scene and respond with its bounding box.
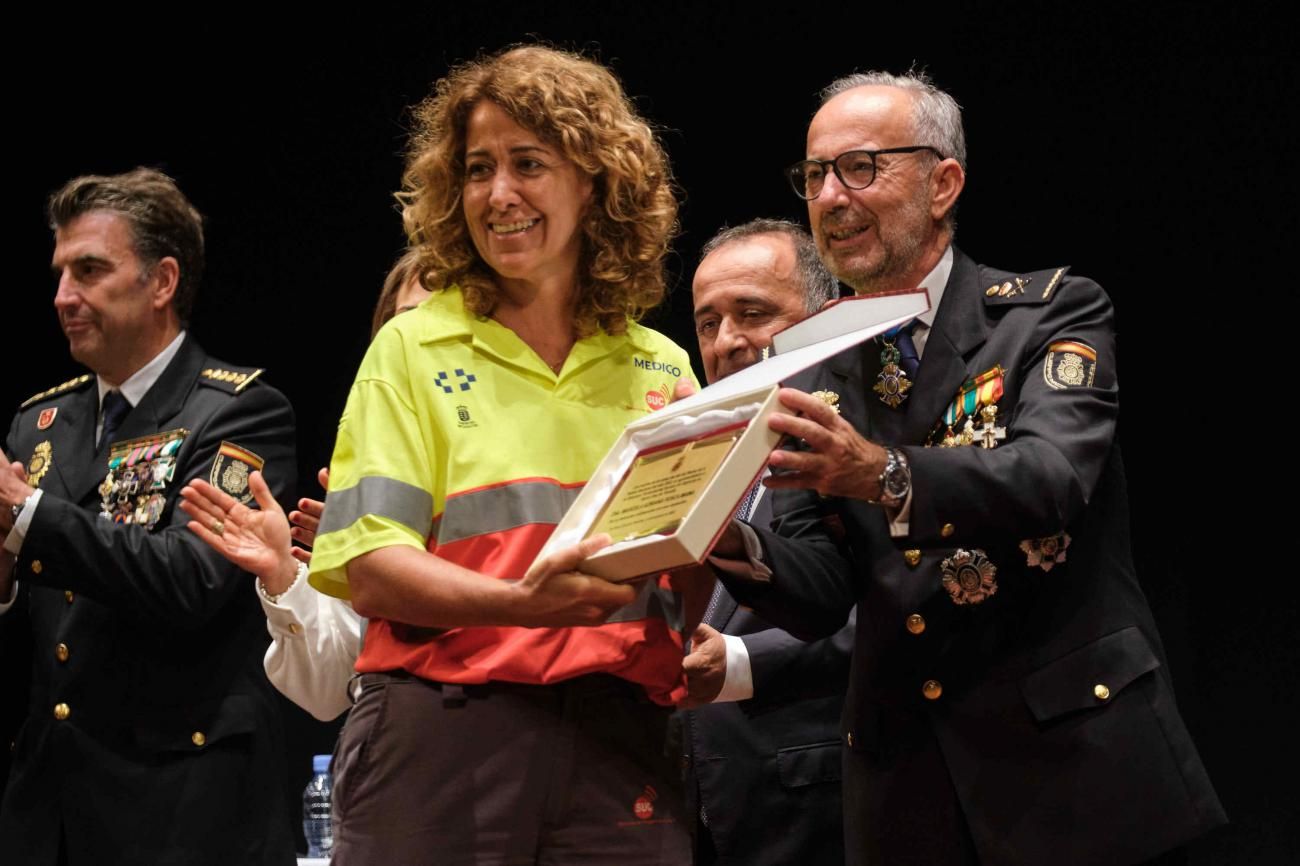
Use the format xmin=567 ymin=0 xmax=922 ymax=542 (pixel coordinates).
xmin=38 ymin=384 xmax=98 ymax=502
xmin=900 ymin=249 xmax=991 ymax=444
xmin=826 ymin=344 xmax=873 ymax=440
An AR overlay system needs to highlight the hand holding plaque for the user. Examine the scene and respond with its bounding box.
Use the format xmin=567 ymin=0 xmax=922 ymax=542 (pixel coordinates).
xmin=536 ymin=288 xmax=932 ymax=581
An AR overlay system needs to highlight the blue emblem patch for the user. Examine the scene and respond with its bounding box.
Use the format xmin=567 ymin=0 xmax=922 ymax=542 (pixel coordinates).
xmin=435 ymin=370 xmax=477 ymax=394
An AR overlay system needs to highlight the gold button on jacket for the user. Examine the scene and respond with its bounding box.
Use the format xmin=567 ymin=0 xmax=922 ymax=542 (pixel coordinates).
xmin=55 ymin=643 xmax=69 ymax=663
xmin=53 ymin=703 xmax=70 ymax=721
xmin=191 ymin=732 xmax=206 ymax=747
xmin=922 ymin=680 xmax=943 ymax=700
xmin=906 ymin=614 xmax=926 ymax=635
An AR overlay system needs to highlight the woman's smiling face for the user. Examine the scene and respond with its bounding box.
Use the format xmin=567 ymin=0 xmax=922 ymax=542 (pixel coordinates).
xmin=461 ymin=100 xmax=594 ymax=293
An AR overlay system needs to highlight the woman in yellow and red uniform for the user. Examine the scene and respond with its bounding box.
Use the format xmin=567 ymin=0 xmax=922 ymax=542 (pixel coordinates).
xmin=308 ymin=46 xmax=698 ymax=865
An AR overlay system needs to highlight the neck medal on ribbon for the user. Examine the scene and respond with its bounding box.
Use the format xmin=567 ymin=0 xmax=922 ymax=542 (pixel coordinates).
xmin=873 ymin=338 xmax=912 ymax=408
xmin=98 ymin=429 xmax=189 ymax=529
xmin=930 ymin=366 xmax=1006 ymax=448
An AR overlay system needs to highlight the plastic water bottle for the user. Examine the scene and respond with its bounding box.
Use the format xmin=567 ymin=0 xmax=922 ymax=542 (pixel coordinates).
xmin=303 ymin=754 xmax=334 ymax=858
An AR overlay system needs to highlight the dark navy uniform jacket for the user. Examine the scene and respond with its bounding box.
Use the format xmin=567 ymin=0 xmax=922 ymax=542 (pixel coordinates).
xmin=0 ymin=336 xmax=297 ymax=866
xmin=724 ymin=249 xmax=1225 ymax=866
xmin=684 ymin=489 xmax=854 ymax=866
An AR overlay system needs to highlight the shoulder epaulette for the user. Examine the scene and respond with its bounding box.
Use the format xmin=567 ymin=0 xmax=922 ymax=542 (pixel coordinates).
xmin=982 ymin=266 xmax=1071 ymax=307
xmin=20 ymin=374 xmax=93 ymax=409
xmin=198 ymin=366 xmax=265 ymax=394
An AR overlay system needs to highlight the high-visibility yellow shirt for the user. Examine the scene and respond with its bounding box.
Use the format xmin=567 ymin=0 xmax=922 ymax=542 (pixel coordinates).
xmin=309 ymin=286 xmax=697 ymax=704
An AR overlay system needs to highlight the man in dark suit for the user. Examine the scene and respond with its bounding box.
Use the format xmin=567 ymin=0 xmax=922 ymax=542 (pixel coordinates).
xmin=709 ymin=73 xmax=1225 ymax=865
xmin=682 ymin=219 xmax=853 ymax=866
xmin=0 ymin=168 xmax=297 ymax=865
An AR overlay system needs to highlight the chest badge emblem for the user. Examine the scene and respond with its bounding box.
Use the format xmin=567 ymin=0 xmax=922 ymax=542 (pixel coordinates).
xmin=27 ymin=441 xmax=53 ymax=488
xmin=1020 ymin=532 xmax=1071 ymax=571
xmin=940 ymin=548 xmax=998 ymax=605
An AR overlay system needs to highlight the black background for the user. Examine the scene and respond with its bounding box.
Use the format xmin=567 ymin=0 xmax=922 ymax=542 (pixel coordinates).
xmin=4 ymin=3 xmax=1292 ymax=861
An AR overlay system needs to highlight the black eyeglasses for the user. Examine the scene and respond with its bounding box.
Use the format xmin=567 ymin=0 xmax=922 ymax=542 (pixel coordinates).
xmin=785 ymin=146 xmax=945 ymax=200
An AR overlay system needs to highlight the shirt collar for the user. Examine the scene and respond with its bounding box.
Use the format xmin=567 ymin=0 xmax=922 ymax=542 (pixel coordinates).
xmin=98 ymin=331 xmax=188 ymax=410
xmin=914 ymin=244 xmax=954 ymax=331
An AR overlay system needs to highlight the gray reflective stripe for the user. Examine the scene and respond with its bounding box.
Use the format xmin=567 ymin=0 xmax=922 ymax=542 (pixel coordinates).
xmin=605 ymin=579 xmax=684 ymax=631
xmin=319 ymin=476 xmax=435 ymax=537
xmin=434 ymin=481 xmax=582 ymax=546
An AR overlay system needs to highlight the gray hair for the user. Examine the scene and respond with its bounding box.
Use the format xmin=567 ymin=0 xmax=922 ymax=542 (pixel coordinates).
xmin=700 ymin=218 xmax=839 ymax=313
xmin=821 ymin=68 xmax=967 ymax=171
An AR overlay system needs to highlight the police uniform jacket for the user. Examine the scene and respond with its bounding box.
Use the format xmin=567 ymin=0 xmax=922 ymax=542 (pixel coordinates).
xmin=0 ymin=336 xmax=297 ymax=866
xmin=724 ymin=249 xmax=1226 ymax=866
xmin=684 ymin=490 xmax=852 ymax=866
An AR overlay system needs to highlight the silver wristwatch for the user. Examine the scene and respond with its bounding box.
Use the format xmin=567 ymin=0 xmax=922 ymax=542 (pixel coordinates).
xmin=877 ymin=447 xmax=911 ymax=507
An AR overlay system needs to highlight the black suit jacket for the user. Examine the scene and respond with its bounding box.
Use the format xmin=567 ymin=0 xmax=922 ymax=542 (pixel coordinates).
xmin=685 ymin=491 xmax=853 ymax=865
xmin=0 ymin=336 xmax=297 ymax=866
xmin=724 ymin=250 xmax=1225 ymax=866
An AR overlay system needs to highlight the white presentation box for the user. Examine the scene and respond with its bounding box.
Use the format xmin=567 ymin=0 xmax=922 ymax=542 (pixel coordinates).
xmin=537 ymin=287 xmax=931 ymax=581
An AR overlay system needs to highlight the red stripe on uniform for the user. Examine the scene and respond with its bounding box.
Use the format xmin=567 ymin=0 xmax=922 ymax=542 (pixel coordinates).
xmin=357 ymin=617 xmax=687 ymax=706
xmin=427 ymin=522 xmax=555 ymax=580
xmin=354 ymin=523 xmax=688 ymax=703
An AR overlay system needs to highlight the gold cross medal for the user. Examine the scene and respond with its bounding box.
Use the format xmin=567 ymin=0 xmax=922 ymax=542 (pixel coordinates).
xmin=975 ymin=404 xmax=1006 ymax=449
xmin=873 ymin=341 xmax=911 ymax=408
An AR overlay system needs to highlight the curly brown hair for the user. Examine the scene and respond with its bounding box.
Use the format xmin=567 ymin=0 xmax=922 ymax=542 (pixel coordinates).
xmin=399 ymin=44 xmax=678 ymax=336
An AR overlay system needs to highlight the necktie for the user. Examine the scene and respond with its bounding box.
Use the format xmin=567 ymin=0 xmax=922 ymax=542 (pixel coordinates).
xmin=698 ymin=478 xmax=765 ymax=630
xmin=894 ymin=322 xmax=921 ymax=379
xmin=99 ymin=390 xmax=131 ymax=448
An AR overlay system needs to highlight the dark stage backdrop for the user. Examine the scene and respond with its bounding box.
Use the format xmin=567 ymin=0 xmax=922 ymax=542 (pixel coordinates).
xmin=4 ymin=4 xmax=1291 ymax=861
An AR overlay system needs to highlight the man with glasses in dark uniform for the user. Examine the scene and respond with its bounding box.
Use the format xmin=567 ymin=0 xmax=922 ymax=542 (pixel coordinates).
xmin=708 ymin=71 xmax=1225 ymax=865
xmin=0 ymin=168 xmax=297 ymax=865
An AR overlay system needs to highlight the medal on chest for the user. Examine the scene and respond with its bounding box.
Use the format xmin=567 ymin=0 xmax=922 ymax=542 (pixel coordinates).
xmin=928 ymin=366 xmax=1007 ymax=448
xmin=940 ymin=548 xmax=999 ymax=605
xmin=873 ymin=339 xmax=912 ymax=409
xmin=99 ymin=429 xmax=188 ymax=528
xmin=1020 ymin=531 xmax=1071 ymax=571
